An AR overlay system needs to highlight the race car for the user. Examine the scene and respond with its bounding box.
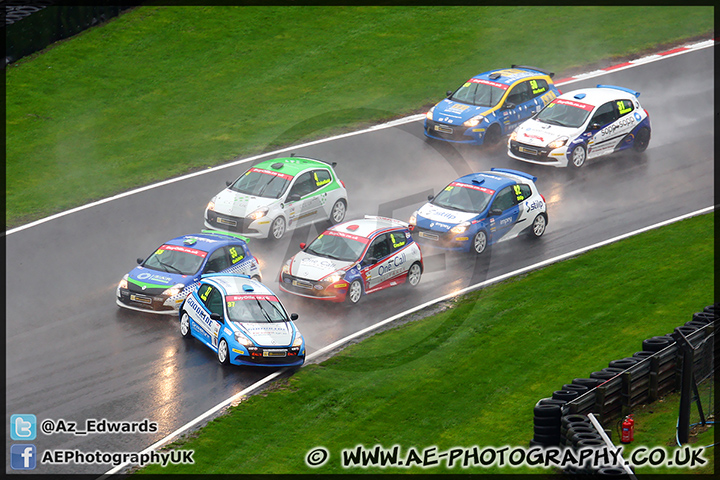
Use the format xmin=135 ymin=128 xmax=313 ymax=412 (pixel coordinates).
xmin=409 ymin=168 xmax=547 ymax=254
xmin=508 ymin=84 xmax=651 ymax=168
xmin=424 ymin=65 xmax=560 ymax=145
xmin=116 ymin=230 xmax=262 ymax=315
xmin=180 ymin=274 xmax=304 ymax=367
xmin=279 ymin=216 xmax=423 ymax=305
xmin=204 ymin=155 xmax=348 ymax=240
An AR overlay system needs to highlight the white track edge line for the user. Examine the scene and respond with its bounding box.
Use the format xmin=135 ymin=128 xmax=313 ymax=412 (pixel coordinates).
xmin=101 ymin=204 xmax=714 ymax=476
xmin=7 ymin=39 xmax=713 ymax=237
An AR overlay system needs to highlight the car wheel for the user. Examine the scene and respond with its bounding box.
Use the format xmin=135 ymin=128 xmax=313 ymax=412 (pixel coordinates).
xmin=633 ymin=127 xmax=650 ymax=152
xmin=406 ymin=262 xmax=422 ymax=287
xmin=472 ymin=230 xmax=488 ymax=255
xmin=570 ymin=144 xmax=586 ymax=168
xmin=270 ymin=216 xmax=286 ymax=240
xmin=346 ymin=279 xmax=363 ymax=305
xmin=529 ymin=213 xmax=547 ymax=239
xmin=251 ymin=275 xmax=262 ymax=283
xmin=329 ymin=199 xmax=347 ymax=225
xmin=217 ymin=338 xmax=229 ymax=365
xmin=180 ymin=312 xmax=192 ymax=338
xmin=484 ymin=124 xmax=501 ymax=146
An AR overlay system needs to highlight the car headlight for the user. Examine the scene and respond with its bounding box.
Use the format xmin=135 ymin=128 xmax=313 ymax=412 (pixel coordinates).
xmin=464 ymin=115 xmax=484 ymax=128
xmin=509 ymin=129 xmax=519 ymax=141
xmin=118 ymin=274 xmax=128 ymax=290
xmin=547 ymin=136 xmax=568 ymax=149
xmin=292 ymin=332 xmax=304 ymax=347
xmin=450 ymin=222 xmax=470 ymax=234
xmin=162 ymin=283 xmax=185 ymax=297
xmin=282 ymin=260 xmax=291 ymax=275
xmin=409 ymin=211 xmax=417 ymax=226
xmin=425 ymin=106 xmax=435 ymax=120
xmin=207 ymin=200 xmax=215 ymax=211
xmin=248 ymin=207 xmax=269 ymax=221
xmin=234 ymin=332 xmax=254 ymax=347
xmin=322 ymin=271 xmax=344 ymax=283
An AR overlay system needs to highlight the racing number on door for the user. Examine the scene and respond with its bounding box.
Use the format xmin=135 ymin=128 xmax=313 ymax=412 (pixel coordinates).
xmin=200 ymin=285 xmax=212 ymax=301
xmin=513 ymin=185 xmax=524 ymax=202
xmin=229 ymin=246 xmax=244 ymax=264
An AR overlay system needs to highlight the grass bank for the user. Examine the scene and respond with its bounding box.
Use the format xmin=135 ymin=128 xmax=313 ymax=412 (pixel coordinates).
xmin=5 ymin=6 xmax=714 ymax=228
xmin=138 ymin=212 xmax=713 ymax=474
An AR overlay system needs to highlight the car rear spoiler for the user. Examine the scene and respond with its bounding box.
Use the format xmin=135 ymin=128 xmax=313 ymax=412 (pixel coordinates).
xmin=511 ymin=64 xmax=554 ymax=78
xmin=289 ymin=152 xmax=337 ymax=168
xmin=490 ymin=167 xmax=537 ymax=183
xmin=596 ymin=84 xmax=640 ymax=97
xmin=364 ymin=215 xmax=409 ymax=227
xmin=201 ymin=229 xmax=251 ymax=244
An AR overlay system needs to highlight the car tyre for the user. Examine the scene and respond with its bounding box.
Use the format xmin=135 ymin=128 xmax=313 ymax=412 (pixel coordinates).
xmin=217 ymin=338 xmax=230 ymax=365
xmin=346 ymin=279 xmax=363 ymax=305
xmin=180 ymin=311 xmax=192 ymax=338
xmin=529 ymin=213 xmax=547 ymax=238
xmin=406 ymin=262 xmax=422 ymax=287
xmin=633 ymin=127 xmax=650 ymax=152
xmin=270 ymin=216 xmax=286 ymax=240
xmin=251 ymin=275 xmax=262 ymax=283
xmin=472 ymin=230 xmax=488 ymax=255
xmin=569 ymin=144 xmax=587 ymax=168
xmin=484 ymin=124 xmax=501 ymax=146
xmin=328 ymin=199 xmax=347 ymax=225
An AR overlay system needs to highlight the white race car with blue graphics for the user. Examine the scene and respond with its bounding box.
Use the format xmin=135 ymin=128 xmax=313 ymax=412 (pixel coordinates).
xmin=409 ymin=168 xmax=547 ymax=254
xmin=508 ymin=84 xmax=651 ymax=168
xmin=116 ymin=230 xmax=261 ymax=315
xmin=180 ymin=274 xmax=304 ymax=367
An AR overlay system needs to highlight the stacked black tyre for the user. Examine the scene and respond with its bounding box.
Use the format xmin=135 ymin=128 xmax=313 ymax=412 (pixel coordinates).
xmin=531 ymin=402 xmax=563 ymax=447
xmin=560 ymin=413 xmax=608 ymax=475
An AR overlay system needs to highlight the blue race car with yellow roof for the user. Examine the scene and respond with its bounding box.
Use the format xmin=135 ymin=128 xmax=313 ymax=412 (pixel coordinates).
xmin=424 ymin=65 xmax=560 ymax=145
xmin=116 ymin=230 xmax=262 ymax=315
xmin=409 ymin=168 xmax=547 ymax=254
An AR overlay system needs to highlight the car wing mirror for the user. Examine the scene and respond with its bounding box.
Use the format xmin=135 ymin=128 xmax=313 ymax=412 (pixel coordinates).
xmin=504 ymin=102 xmax=515 ymax=110
xmin=210 ymin=313 xmax=223 ymax=321
xmin=290 ymin=313 xmax=299 ymax=321
xmin=226 ymin=180 xmax=232 ymax=187
xmin=427 ymin=194 xmax=434 ymax=201
xmin=446 ymin=90 xmax=453 ymax=97
xmin=287 ymin=194 xmax=301 ymax=202
xmin=489 ymin=208 xmax=503 ymax=216
xmin=136 ymin=258 xmax=144 ymax=265
xmin=300 ymin=242 xmax=306 ymax=250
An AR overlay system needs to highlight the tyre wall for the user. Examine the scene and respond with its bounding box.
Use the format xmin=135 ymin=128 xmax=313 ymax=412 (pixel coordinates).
xmin=4 ymin=1 xmax=141 ymax=66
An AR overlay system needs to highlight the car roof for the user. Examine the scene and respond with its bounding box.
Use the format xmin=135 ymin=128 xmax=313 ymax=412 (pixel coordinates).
xmin=327 ymin=216 xmax=408 ymax=240
xmin=472 ymin=66 xmax=552 ymax=87
xmin=557 ymin=85 xmax=638 ymax=107
xmin=165 ymin=231 xmax=248 ymax=252
xmin=203 ymin=274 xmax=275 ymax=296
xmin=453 ymin=171 xmax=521 ymax=192
xmin=253 ymin=156 xmax=335 ymax=178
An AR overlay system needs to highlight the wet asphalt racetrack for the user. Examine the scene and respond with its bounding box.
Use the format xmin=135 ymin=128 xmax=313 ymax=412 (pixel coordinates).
xmin=5 ymin=46 xmax=714 ymax=474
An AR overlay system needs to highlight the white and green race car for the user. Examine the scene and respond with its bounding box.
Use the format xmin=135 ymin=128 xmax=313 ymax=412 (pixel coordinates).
xmin=204 ymin=156 xmax=348 ymax=240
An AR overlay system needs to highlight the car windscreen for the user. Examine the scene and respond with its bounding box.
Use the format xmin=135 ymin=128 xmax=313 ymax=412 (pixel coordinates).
xmin=305 ymin=231 xmax=367 ymax=262
xmin=143 ymin=244 xmax=207 ymax=275
xmin=432 ymin=182 xmax=495 ymax=213
xmin=225 ymin=295 xmax=288 ymax=323
xmin=230 ymin=168 xmax=292 ymax=199
xmin=450 ymin=79 xmax=507 ymax=107
xmin=535 ymin=99 xmax=593 ymax=128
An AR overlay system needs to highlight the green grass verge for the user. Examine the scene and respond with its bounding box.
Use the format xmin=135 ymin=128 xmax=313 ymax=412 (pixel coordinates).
xmin=5 ymin=6 xmax=714 ymax=228
xmin=138 ymin=212 xmax=714 ymax=475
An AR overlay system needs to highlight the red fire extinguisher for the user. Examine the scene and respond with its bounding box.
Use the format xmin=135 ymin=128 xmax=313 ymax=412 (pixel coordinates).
xmin=621 ymin=415 xmax=635 ymax=443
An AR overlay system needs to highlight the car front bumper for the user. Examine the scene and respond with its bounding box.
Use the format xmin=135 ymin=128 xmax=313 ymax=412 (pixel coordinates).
xmin=424 ymin=119 xmax=485 ymax=145
xmin=410 ymin=226 xmax=472 ymax=252
xmin=204 ymin=209 xmax=272 ymax=238
xmin=507 ymin=139 xmax=569 ymax=167
xmin=278 ymin=273 xmax=349 ymax=302
xmin=116 ymin=288 xmax=181 ymax=315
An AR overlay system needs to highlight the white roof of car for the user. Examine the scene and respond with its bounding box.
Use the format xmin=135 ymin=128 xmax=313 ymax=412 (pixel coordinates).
xmin=327 ymin=216 xmax=408 ymax=239
xmin=205 ymin=275 xmax=274 ymax=296
xmin=558 ymin=86 xmax=637 ymax=107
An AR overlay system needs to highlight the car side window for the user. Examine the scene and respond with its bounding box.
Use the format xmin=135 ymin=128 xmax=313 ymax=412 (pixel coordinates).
xmin=204 ymin=247 xmax=230 ymax=273
xmin=228 ymin=245 xmax=245 ymax=265
xmin=590 ymin=101 xmax=618 ymax=127
xmin=529 ymin=79 xmax=549 ymax=98
xmin=388 ymin=230 xmax=408 ymax=252
xmin=198 ymin=284 xmax=223 ymax=316
xmin=616 ymin=99 xmax=634 ymax=117
xmin=366 ymin=234 xmax=390 ymax=262
xmin=518 ymin=184 xmax=532 ymax=200
xmin=288 ymin=172 xmax=317 ymax=198
xmin=313 ymin=169 xmax=332 ymax=189
xmin=506 ymin=81 xmax=531 ymax=105
xmin=492 ymin=186 xmax=518 ymax=212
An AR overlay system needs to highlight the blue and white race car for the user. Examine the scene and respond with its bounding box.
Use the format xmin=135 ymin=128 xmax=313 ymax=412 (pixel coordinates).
xmin=424 ymin=65 xmax=560 ymax=145
xmin=279 ymin=216 xmax=423 ymax=305
xmin=180 ymin=274 xmax=304 ymax=367
xmin=116 ymin=230 xmax=262 ymax=315
xmin=508 ymin=85 xmax=651 ymax=168
xmin=409 ymin=168 xmax=547 ymax=254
